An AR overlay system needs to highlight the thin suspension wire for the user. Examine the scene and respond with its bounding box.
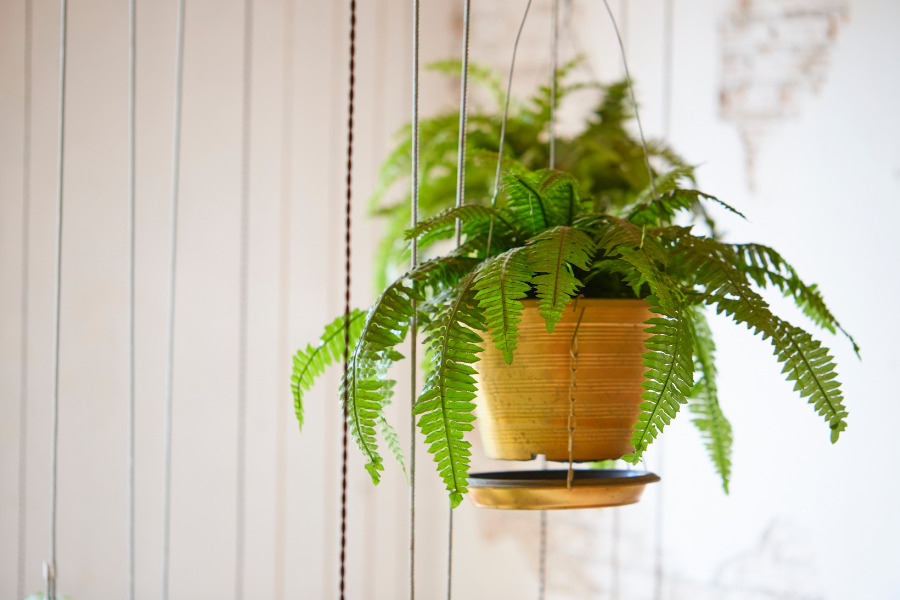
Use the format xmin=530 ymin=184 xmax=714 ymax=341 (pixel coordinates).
xmin=539 ymin=3 xmax=559 ymax=597
xmin=600 ymin=0 xmax=657 ymax=200
xmin=453 ymin=0 xmax=471 ymax=246
xmin=235 ymin=1 xmax=253 ymax=599
xmin=17 ymin=2 xmax=33 ymax=599
xmin=549 ymin=0 xmax=558 ymax=170
xmin=161 ymin=0 xmax=186 ymax=598
xmin=45 ymin=1 xmax=68 ymax=597
xmin=484 ymin=0 xmax=533 ymax=255
xmin=127 ymin=0 xmax=137 ymax=597
xmin=273 ymin=1 xmax=294 ymax=598
xmin=340 ymin=2 xmax=358 ymax=599
xmin=409 ymin=0 xmax=420 ymax=598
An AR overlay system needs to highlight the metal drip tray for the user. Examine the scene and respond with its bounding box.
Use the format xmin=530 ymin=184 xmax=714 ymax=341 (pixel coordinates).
xmin=468 ymin=469 xmax=660 ymax=510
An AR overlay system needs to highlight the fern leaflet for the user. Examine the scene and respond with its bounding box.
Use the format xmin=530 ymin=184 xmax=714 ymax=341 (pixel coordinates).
xmin=473 ymin=247 xmax=533 ymax=364
xmin=623 ymin=298 xmax=695 ymax=463
xmin=291 ymin=309 xmax=366 ymax=431
xmin=688 ymin=309 xmax=733 ymax=492
xmin=414 ymin=272 xmax=484 ymax=507
xmin=527 ymin=226 xmax=595 ymax=332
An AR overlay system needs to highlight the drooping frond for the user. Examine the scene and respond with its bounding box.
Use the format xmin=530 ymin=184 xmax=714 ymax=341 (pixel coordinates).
xmin=527 ymin=226 xmax=595 ymax=332
xmin=596 ymin=217 xmax=678 ymax=312
xmin=627 ymin=189 xmax=747 ymax=229
xmin=688 ymin=309 xmax=733 ymax=493
xmin=379 ymin=413 xmax=408 ymax=483
xmin=623 ymin=298 xmax=695 ymax=463
xmin=343 ymin=277 xmax=421 ymax=483
xmin=664 ymin=229 xmax=848 ymax=442
xmin=631 ymin=166 xmax=695 ymax=205
xmin=414 ymin=272 xmax=484 ymax=508
xmin=291 ymin=309 xmax=367 ymax=431
xmin=405 ymin=204 xmax=496 ymax=242
xmin=731 ymin=243 xmax=859 ymax=356
xmin=473 ymin=247 xmax=533 ymax=364
xmin=772 ymin=317 xmax=848 ymax=443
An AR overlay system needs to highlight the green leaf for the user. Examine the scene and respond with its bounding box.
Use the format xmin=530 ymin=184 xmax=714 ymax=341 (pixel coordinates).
xmin=622 ymin=298 xmax=694 ymax=463
xmin=527 ymin=226 xmax=595 ymax=332
xmin=473 ymin=247 xmax=533 ymax=363
xmin=688 ymin=309 xmax=733 ymax=493
xmin=291 ymin=309 xmax=367 ymax=431
xmin=415 ymin=272 xmax=484 ymax=507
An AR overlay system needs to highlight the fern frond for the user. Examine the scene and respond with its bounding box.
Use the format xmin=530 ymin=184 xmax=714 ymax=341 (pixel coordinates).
xmin=627 ymin=189 xmax=747 ymax=228
xmin=343 ymin=278 xmax=421 ymax=483
xmin=623 ymin=298 xmax=695 ymax=463
xmin=473 ymin=247 xmax=533 ymax=363
xmin=596 ymin=217 xmax=678 ymax=311
xmin=379 ymin=413 xmax=408 ymax=483
xmin=664 ymin=229 xmax=849 ymax=442
xmin=414 ymin=272 xmax=484 ymax=507
xmin=688 ymin=309 xmax=733 ymax=493
xmin=405 ymin=204 xmax=495 ymax=240
xmin=772 ymin=317 xmax=848 ymax=443
xmin=732 ymin=243 xmax=859 ymax=356
xmin=527 ymin=226 xmax=595 ymax=332
xmin=291 ymin=309 xmax=367 ymax=431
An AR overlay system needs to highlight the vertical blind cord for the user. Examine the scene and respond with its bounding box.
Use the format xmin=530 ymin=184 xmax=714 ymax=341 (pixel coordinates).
xmin=600 ymin=0 xmax=657 ymax=200
xmin=409 ymin=0 xmax=420 ymax=598
xmin=17 ymin=1 xmax=33 ymax=599
xmin=45 ymin=1 xmax=68 ymax=598
xmin=484 ymin=0 xmax=533 ymax=255
xmin=339 ymin=2 xmax=357 ymax=599
xmin=127 ymin=0 xmax=137 ymax=597
xmin=273 ymin=1 xmax=295 ymax=598
xmin=161 ymin=0 xmax=185 ymax=597
xmin=235 ymin=1 xmax=253 ymax=599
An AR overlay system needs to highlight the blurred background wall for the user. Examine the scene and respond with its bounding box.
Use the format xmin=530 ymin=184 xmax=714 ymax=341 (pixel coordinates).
xmin=1 ymin=0 xmax=898 ymax=598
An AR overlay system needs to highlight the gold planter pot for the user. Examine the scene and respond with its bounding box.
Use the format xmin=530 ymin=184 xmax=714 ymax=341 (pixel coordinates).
xmin=476 ymin=298 xmax=651 ymax=461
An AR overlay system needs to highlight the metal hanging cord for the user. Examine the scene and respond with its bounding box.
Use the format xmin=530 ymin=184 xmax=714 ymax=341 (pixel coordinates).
xmin=235 ymin=1 xmax=253 ymax=599
xmin=17 ymin=1 xmax=34 ymax=598
xmin=127 ymin=0 xmax=137 ymax=597
xmin=600 ymin=0 xmax=657 ymax=200
xmin=409 ymin=0 xmax=420 ymax=598
xmin=45 ymin=0 xmax=69 ymax=597
xmin=161 ymin=0 xmax=186 ymax=598
xmin=484 ymin=0 xmax=533 ymax=255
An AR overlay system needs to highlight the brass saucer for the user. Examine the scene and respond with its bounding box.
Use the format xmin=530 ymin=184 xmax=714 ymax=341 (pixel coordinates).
xmin=467 ymin=469 xmax=660 ymax=510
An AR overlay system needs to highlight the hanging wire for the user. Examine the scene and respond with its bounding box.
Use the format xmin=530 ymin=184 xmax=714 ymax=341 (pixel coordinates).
xmin=161 ymin=0 xmax=186 ymax=598
xmin=484 ymin=0 xmax=533 ymax=255
xmin=273 ymin=1 xmax=295 ymax=598
xmin=45 ymin=1 xmax=69 ymax=597
xmin=409 ymin=0 xmax=420 ymax=598
xmin=127 ymin=0 xmax=137 ymax=597
xmin=339 ymin=2 xmax=358 ymax=599
xmin=600 ymin=0 xmax=657 ymax=200
xmin=17 ymin=2 xmax=34 ymax=599
xmin=539 ymin=2 xmax=559 ymax=597
xmin=235 ymin=1 xmax=254 ymax=599
xmin=453 ymin=0 xmax=472 ymax=246
xmin=549 ymin=0 xmax=559 ymax=171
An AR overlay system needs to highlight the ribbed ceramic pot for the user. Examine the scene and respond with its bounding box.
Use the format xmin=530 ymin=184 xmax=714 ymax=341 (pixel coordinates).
xmin=476 ymin=298 xmax=651 ymax=461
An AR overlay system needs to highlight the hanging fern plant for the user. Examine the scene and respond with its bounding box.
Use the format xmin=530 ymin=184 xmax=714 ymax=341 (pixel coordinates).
xmin=292 ymin=68 xmax=856 ymax=506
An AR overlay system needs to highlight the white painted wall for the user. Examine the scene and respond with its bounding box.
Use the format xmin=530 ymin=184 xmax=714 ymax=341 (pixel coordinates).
xmin=1 ymin=1 xmax=898 ymax=599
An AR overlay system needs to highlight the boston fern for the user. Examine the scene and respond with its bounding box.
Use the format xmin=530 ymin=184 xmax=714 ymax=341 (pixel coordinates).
xmin=292 ymin=165 xmax=856 ymax=505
